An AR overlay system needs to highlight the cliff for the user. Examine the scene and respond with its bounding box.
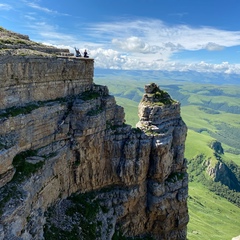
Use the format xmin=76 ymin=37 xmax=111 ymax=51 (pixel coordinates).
xmin=207 ymin=141 xmax=240 ymax=192
xmin=0 ymin=28 xmax=188 ymax=240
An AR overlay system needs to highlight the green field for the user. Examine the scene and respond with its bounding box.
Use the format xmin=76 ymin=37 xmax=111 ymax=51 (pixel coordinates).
xmin=94 ymin=73 xmax=240 ymax=240
xmin=188 ymin=182 xmax=240 ymax=240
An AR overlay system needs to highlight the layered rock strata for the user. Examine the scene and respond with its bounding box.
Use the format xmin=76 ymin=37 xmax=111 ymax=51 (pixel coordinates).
xmin=0 ymin=55 xmax=93 ymax=110
xmin=0 ymin=29 xmax=188 ymax=240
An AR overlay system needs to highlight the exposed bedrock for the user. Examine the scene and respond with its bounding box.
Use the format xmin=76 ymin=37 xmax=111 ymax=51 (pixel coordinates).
xmin=0 ymin=30 xmax=188 ymax=240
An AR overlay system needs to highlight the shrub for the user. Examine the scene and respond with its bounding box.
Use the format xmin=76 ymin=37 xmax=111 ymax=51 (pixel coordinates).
xmin=12 ymin=149 xmax=44 ymax=182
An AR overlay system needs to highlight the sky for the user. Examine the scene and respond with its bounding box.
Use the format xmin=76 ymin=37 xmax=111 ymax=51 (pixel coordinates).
xmin=1 ymin=0 xmax=240 ymax=74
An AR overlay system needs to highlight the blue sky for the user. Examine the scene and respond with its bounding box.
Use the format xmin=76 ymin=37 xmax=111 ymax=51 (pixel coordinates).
xmin=1 ymin=0 xmax=240 ymax=73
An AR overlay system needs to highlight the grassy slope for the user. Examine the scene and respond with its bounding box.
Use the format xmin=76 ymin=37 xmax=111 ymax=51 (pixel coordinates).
xmin=184 ymin=129 xmax=214 ymax=159
xmin=188 ymin=182 xmax=240 ymax=240
xmin=223 ymin=151 xmax=240 ymax=166
xmin=181 ymin=104 xmax=240 ymax=155
xmin=94 ymin=76 xmax=240 ymax=240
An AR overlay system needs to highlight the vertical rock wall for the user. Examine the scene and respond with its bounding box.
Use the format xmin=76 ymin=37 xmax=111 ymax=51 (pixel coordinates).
xmin=0 ymin=56 xmax=93 ymax=110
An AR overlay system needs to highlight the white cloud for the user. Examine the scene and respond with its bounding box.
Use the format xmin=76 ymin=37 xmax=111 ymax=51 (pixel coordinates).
xmin=77 ymin=19 xmax=240 ymax=73
xmin=66 ymin=45 xmax=240 ymax=74
xmin=41 ymin=40 xmax=240 ymax=74
xmin=112 ymin=36 xmax=161 ymax=54
xmin=164 ymin=42 xmax=184 ymax=51
xmin=87 ymin=19 xmax=240 ymax=52
xmin=28 ymin=22 xmax=77 ymax=45
xmin=24 ymin=14 xmax=36 ymax=21
xmin=26 ymin=2 xmax=54 ymax=13
xmin=205 ymin=42 xmax=224 ymax=51
xmin=0 ymin=3 xmax=12 ymax=10
xmin=23 ymin=0 xmax=69 ymax=16
xmin=25 ymin=17 xmax=240 ymax=74
xmin=90 ymin=48 xmax=126 ymax=69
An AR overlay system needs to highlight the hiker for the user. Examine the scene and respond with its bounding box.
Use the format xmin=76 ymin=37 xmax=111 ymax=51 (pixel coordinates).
xmin=74 ymin=47 xmax=81 ymax=57
xmin=84 ymin=49 xmax=89 ymax=58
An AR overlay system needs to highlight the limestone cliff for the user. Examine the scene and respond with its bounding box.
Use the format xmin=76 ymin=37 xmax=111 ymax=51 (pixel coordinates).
xmin=0 ymin=28 xmax=188 ymax=240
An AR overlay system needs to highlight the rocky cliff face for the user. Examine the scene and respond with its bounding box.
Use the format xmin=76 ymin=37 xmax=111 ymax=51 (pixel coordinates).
xmin=0 ymin=28 xmax=188 ymax=240
xmin=207 ymin=141 xmax=240 ymax=192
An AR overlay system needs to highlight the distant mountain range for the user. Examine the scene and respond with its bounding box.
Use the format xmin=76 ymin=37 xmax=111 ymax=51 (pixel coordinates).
xmin=94 ymin=68 xmax=240 ymax=85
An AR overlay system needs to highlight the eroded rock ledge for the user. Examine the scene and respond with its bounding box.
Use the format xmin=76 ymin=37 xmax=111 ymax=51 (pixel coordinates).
xmin=0 ymin=29 xmax=188 ymax=240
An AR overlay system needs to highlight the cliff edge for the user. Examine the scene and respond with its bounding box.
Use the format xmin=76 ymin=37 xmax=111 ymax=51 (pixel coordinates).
xmin=0 ymin=28 xmax=188 ymax=240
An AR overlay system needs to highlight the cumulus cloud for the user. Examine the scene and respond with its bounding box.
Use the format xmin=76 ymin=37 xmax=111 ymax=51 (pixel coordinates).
xmin=78 ymin=19 xmax=240 ymax=73
xmin=205 ymin=42 xmax=224 ymax=51
xmin=73 ymin=46 xmax=240 ymax=74
xmin=41 ymin=39 xmax=240 ymax=74
xmin=26 ymin=17 xmax=240 ymax=74
xmin=164 ymin=42 xmax=184 ymax=51
xmin=90 ymin=48 xmax=128 ymax=69
xmin=112 ymin=36 xmax=161 ymax=54
xmin=81 ymin=19 xmax=240 ymax=71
